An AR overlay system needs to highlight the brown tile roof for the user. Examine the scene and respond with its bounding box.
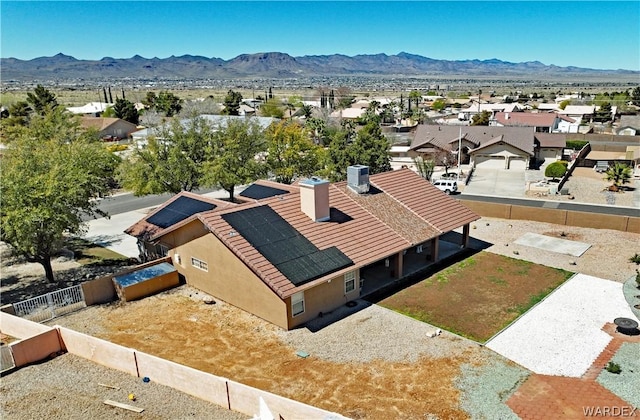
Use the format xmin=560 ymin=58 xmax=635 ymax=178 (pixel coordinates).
xmin=81 ymin=117 xmax=131 ymax=131
xmin=200 ymin=183 xmax=411 ymax=298
xmin=124 ymin=191 xmax=237 ymax=241
xmin=411 ymin=124 xmax=536 ymax=155
xmin=534 ymin=133 xmax=567 ymax=148
xmin=494 ymin=112 xmax=564 ymax=128
xmin=143 ymin=170 xmax=480 ymax=299
xmin=369 ymin=168 xmax=480 ymax=233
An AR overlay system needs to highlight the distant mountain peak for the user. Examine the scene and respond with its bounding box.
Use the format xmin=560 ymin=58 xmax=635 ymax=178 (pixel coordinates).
xmin=1 ymin=51 xmax=635 ymax=82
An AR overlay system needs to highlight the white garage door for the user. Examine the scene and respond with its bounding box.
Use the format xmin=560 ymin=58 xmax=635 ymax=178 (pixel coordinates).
xmin=509 ymin=158 xmax=527 ymax=170
xmin=475 ymin=155 xmax=505 ymax=169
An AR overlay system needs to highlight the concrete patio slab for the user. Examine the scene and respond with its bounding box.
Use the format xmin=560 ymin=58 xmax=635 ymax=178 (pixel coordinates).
xmin=486 ymin=274 xmax=638 ymax=377
xmin=514 ymin=232 xmax=591 ymax=257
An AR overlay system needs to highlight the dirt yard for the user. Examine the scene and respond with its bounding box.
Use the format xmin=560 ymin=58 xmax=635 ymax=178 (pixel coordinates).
xmin=378 ymin=252 xmax=573 ymax=342
xmin=50 ymin=288 xmax=488 ymax=419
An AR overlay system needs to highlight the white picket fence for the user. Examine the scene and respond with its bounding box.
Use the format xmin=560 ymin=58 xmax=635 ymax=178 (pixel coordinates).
xmin=13 ymin=285 xmax=86 ymax=323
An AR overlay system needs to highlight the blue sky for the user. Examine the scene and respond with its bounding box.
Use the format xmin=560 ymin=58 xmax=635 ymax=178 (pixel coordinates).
xmin=1 ymin=1 xmax=639 ymax=70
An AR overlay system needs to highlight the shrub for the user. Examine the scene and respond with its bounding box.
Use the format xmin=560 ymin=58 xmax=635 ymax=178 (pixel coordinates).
xmin=605 ymin=361 xmax=621 ymax=374
xmin=566 ymin=140 xmax=589 ymax=150
xmin=630 ymin=253 xmax=640 ymax=265
xmin=106 ymin=144 xmax=129 ymax=153
xmin=545 ymin=161 xmax=567 ymax=180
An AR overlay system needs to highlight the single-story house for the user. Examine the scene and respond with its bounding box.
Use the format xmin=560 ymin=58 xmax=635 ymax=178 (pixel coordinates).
xmin=125 ymin=167 xmax=480 ymax=330
xmin=80 ymin=117 xmax=138 ymax=140
xmin=616 ymin=115 xmax=640 ymax=136
xmin=491 ymin=112 xmax=578 ymax=133
xmin=458 ymin=102 xmax=522 ymax=121
xmin=409 ymin=125 xmax=541 ymax=170
xmin=67 ymin=102 xmax=111 ymax=117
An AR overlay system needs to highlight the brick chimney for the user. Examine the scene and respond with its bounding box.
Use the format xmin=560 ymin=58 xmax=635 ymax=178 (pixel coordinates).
xmin=299 ymin=177 xmax=330 ymax=222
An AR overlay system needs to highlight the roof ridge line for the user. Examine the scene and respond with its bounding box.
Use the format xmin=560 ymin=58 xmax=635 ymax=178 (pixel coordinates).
xmin=331 ymin=182 xmax=414 ymax=247
xmin=369 ymin=174 xmax=443 ymax=237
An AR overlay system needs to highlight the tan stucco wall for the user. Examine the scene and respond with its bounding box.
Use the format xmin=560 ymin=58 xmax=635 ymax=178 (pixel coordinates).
xmin=163 ymin=221 xmax=289 ymax=329
xmin=286 ymin=269 xmax=360 ymax=329
xmin=458 ymin=199 xmax=639 ymax=234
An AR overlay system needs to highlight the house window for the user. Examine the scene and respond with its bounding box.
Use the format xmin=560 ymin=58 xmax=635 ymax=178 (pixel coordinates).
xmin=191 ymin=257 xmax=208 ymax=272
xmin=344 ymin=271 xmax=356 ymax=294
xmin=291 ymin=292 xmax=305 ymax=317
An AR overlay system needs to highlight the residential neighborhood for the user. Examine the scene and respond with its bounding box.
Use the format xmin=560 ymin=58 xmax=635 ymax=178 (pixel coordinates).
xmin=1 ymin=1 xmax=639 ymax=412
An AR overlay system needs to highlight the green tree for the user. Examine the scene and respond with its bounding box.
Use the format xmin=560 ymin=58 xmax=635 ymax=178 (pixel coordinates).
xmin=300 ymin=104 xmax=314 ymax=119
xmin=631 ymin=86 xmax=640 ymax=106
xmin=471 ymin=110 xmax=491 ymax=126
xmin=604 ymin=162 xmax=632 ymax=190
xmin=26 ymin=84 xmax=58 ymax=115
xmin=265 ymin=120 xmax=324 ymax=184
xmin=113 ymin=98 xmax=139 ymax=125
xmin=3 ymin=101 xmax=31 ymax=127
xmin=594 ymin=102 xmax=612 ymax=123
xmin=202 ymin=118 xmax=267 ymax=200
xmin=260 ymin=98 xmax=284 ymax=118
xmin=154 ymin=91 xmax=183 ymax=117
xmin=326 ymin=121 xmax=391 ymax=181
xmin=117 ymin=116 xmax=213 ymax=195
xmin=413 ymin=156 xmax=435 ymax=181
xmin=222 ymin=90 xmax=243 ymax=116
xmin=559 ymin=99 xmax=571 ymax=110
xmin=431 ymin=99 xmax=447 ymax=112
xmin=360 ymin=101 xmax=381 ymax=125
xmin=409 ymin=90 xmax=422 ymax=108
xmin=545 ymin=161 xmax=567 ymax=181
xmin=0 ymin=108 xmax=119 ymax=282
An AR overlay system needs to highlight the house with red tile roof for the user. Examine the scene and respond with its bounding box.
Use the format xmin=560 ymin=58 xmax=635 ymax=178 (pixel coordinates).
xmin=125 ymin=167 xmax=479 ymax=330
xmin=491 ymin=112 xmax=577 ymax=134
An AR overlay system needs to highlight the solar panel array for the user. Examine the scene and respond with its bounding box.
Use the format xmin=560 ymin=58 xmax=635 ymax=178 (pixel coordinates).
xmin=147 ymin=196 xmax=216 ymax=229
xmin=240 ymin=184 xmax=290 ymax=200
xmin=222 ymin=206 xmax=353 ymax=286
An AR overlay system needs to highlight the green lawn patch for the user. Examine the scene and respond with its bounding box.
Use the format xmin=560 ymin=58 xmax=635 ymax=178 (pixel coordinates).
xmin=378 ymin=252 xmax=573 ymax=342
xmin=64 ymin=237 xmax=132 ymax=266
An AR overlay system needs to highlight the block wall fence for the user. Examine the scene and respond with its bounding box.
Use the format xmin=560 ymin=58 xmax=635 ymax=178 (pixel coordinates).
xmin=0 ymin=312 xmax=348 ymax=420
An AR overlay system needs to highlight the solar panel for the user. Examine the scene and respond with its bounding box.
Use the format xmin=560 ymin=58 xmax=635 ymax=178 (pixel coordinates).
xmin=147 ymin=196 xmax=216 ymax=229
xmin=240 ymin=184 xmax=290 ymax=200
xmin=222 ymin=206 xmax=353 ymax=286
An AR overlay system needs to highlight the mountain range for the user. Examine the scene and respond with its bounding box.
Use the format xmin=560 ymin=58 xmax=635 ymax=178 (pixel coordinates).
xmin=1 ymin=52 xmax=637 ymax=82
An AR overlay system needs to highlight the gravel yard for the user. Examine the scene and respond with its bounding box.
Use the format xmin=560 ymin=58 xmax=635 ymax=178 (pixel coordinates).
xmin=527 ymin=167 xmax=639 ymax=208
xmin=0 ymin=353 xmax=248 ymax=420
xmin=486 ymin=273 xmax=637 ymax=377
xmin=464 ymin=217 xmax=639 ymax=283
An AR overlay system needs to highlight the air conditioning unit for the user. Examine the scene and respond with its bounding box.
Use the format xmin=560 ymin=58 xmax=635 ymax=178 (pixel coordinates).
xmin=347 ymin=165 xmax=370 ymax=194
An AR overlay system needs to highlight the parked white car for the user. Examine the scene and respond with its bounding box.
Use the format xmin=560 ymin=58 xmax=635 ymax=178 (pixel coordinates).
xmin=432 ymin=179 xmax=458 ymax=194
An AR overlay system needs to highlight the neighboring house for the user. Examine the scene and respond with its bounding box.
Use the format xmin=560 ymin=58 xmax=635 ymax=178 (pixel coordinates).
xmin=559 ymin=105 xmax=595 ymax=122
xmin=125 ymin=167 xmax=480 ymax=330
xmin=80 ymin=117 xmax=138 ymax=140
xmin=532 ymin=133 xmax=567 ymax=166
xmin=616 ymin=115 xmax=640 ymax=136
xmin=458 ymin=102 xmax=521 ymax=121
xmin=330 ymin=107 xmax=367 ymax=120
xmin=67 ymin=102 xmax=111 ymax=117
xmin=491 ymin=112 xmax=578 ymax=133
xmin=409 ymin=125 xmax=540 ymax=170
